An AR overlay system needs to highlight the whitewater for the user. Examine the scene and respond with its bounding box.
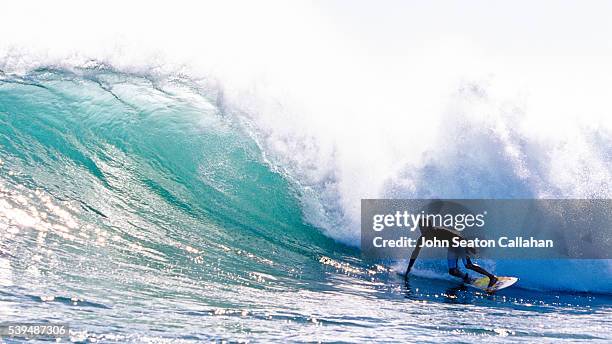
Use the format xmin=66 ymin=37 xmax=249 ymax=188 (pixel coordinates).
xmin=1 ymin=1 xmax=612 ymax=342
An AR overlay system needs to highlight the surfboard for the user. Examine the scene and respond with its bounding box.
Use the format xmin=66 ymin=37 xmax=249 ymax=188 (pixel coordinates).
xmin=469 ymin=276 xmax=518 ymax=293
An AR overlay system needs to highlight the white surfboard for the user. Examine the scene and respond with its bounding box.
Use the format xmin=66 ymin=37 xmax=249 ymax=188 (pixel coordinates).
xmin=469 ymin=276 xmax=518 ymax=293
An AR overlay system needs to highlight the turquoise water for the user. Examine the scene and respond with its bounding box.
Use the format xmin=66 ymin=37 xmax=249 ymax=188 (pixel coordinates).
xmin=0 ymin=68 xmax=610 ymax=342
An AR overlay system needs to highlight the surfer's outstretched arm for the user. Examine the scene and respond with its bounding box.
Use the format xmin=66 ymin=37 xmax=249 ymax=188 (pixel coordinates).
xmin=405 ymin=235 xmax=424 ymax=278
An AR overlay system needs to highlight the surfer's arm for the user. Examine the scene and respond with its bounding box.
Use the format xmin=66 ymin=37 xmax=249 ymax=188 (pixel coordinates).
xmin=405 ymin=235 xmax=424 ymax=276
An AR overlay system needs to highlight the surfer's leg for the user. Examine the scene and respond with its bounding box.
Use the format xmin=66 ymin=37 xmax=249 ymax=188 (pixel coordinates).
xmin=464 ymin=257 xmax=498 ymax=288
xmin=448 ymin=250 xmax=470 ymax=283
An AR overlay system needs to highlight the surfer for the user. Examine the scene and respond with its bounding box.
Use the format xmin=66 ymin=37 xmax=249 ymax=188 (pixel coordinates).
xmin=404 ymin=221 xmax=499 ymax=289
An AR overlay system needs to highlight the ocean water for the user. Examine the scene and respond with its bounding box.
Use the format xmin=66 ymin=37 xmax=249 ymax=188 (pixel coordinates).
xmin=0 ymin=67 xmax=611 ymax=343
